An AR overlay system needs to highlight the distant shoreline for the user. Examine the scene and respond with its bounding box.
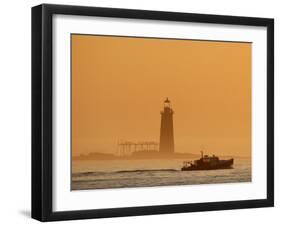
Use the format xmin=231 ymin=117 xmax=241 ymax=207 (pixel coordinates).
xmin=73 ymin=152 xmax=250 ymax=161
xmin=73 ymin=152 xmax=199 ymax=160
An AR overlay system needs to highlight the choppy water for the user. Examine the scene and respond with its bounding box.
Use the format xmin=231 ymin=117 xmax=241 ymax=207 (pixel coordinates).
xmin=72 ymin=158 xmax=251 ymax=190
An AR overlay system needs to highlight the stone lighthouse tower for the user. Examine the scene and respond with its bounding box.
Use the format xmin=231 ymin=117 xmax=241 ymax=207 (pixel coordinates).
xmin=159 ymin=98 xmax=175 ymax=154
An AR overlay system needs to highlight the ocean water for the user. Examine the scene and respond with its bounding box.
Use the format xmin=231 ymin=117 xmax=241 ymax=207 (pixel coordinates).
xmin=72 ymin=158 xmax=251 ymax=190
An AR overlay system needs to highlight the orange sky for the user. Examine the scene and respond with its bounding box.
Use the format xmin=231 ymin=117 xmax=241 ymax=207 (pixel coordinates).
xmin=72 ymin=34 xmax=251 ymax=157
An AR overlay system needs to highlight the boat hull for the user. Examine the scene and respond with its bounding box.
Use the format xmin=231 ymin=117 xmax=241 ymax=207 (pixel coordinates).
xmin=181 ymin=158 xmax=234 ymax=171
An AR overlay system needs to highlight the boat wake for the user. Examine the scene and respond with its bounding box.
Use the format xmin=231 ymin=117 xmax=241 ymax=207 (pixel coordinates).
xmin=73 ymin=168 xmax=178 ymax=177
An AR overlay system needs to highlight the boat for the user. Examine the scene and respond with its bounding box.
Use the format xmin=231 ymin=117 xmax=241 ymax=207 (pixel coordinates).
xmin=181 ymin=151 xmax=234 ymax=171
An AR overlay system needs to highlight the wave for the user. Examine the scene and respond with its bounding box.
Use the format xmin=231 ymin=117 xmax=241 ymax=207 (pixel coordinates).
xmin=73 ymin=168 xmax=178 ymax=177
xmin=117 ymin=169 xmax=178 ymax=173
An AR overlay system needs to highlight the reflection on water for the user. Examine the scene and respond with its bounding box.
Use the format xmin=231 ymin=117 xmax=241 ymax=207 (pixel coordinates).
xmin=72 ymin=158 xmax=251 ymax=190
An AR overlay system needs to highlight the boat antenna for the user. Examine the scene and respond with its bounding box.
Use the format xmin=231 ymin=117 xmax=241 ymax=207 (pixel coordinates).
xmin=200 ymin=150 xmax=203 ymax=159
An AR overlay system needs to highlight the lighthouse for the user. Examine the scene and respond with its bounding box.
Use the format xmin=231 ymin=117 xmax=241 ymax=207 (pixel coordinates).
xmin=159 ymin=98 xmax=175 ymax=154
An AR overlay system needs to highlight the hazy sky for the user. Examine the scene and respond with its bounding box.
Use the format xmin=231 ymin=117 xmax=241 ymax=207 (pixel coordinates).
xmin=72 ymin=34 xmax=251 ymax=157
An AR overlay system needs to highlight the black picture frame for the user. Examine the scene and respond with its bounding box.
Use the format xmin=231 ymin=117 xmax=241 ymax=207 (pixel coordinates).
xmin=32 ymin=4 xmax=274 ymax=222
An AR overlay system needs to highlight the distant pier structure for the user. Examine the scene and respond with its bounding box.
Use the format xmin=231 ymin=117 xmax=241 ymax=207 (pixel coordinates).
xmin=117 ymin=141 xmax=158 ymax=156
xmin=159 ymin=98 xmax=175 ymax=153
